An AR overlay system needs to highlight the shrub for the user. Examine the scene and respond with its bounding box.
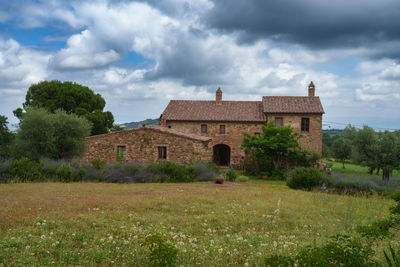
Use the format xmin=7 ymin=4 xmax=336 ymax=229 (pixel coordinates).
xmin=0 ymin=159 xmax=12 ymax=183
xmin=75 ymin=167 xmax=87 ymax=181
xmin=92 ymin=157 xmax=105 ymax=170
xmin=9 ymin=157 xmax=44 ymax=182
xmin=190 ymin=162 xmax=216 ymax=182
xmin=265 ymin=235 xmax=377 ymax=267
xmin=286 ymin=167 xmax=323 ymax=191
xmin=269 ymin=168 xmax=287 ymax=180
xmin=151 ymin=161 xmax=192 ymax=182
xmin=264 ymin=255 xmax=295 ymax=266
xmin=56 ymin=163 xmax=74 ymax=182
xmin=295 ymin=235 xmax=376 ymax=266
xmin=237 ymin=175 xmax=249 ymax=182
xmin=357 ymin=217 xmax=397 ymax=240
xmin=143 ymin=234 xmax=178 ymax=267
xmin=225 ymin=168 xmax=237 ymax=181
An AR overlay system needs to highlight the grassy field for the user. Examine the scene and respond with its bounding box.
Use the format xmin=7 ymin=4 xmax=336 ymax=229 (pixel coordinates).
xmin=329 ymin=160 xmax=400 ymax=177
xmin=0 ymin=181 xmax=398 ymax=266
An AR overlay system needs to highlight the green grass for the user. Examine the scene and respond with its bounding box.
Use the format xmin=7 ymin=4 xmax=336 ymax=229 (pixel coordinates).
xmin=328 ymin=160 xmax=400 ymax=177
xmin=0 ymin=181 xmax=398 ymax=266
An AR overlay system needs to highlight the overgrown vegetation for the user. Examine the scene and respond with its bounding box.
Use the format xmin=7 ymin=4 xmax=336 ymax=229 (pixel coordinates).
xmin=286 ymin=167 xmax=323 ymax=191
xmin=12 ymin=108 xmax=92 ymax=160
xmin=241 ymin=121 xmax=314 ymax=180
xmin=0 ymin=158 xmax=218 ymax=183
xmin=324 ymin=125 xmax=400 ymax=180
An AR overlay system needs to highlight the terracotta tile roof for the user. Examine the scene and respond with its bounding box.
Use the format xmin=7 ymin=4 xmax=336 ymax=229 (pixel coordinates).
xmin=145 ymin=125 xmax=211 ymax=142
xmin=162 ymin=100 xmax=266 ymax=122
xmin=262 ymin=96 xmax=325 ymax=114
xmin=86 ymin=125 xmax=211 ymax=142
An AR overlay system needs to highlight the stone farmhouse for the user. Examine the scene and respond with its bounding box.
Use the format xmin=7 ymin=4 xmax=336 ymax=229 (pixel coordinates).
xmin=82 ymin=82 xmax=324 ymax=167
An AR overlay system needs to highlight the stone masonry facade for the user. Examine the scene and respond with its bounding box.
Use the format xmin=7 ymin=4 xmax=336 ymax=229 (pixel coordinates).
xmin=83 ymin=82 xmax=324 ymax=167
xmin=161 ymin=121 xmax=264 ymax=167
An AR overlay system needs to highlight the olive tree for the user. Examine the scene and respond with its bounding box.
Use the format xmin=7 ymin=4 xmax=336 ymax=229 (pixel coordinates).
xmin=13 ymin=108 xmax=92 ymax=160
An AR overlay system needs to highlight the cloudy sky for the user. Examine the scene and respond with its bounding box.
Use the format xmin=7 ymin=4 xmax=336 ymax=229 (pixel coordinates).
xmin=1 ymin=0 xmax=399 ymax=129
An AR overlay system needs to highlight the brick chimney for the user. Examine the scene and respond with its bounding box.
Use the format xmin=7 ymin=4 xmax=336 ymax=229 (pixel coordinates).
xmin=308 ymin=81 xmax=315 ymax=97
xmin=216 ymin=87 xmax=222 ymax=105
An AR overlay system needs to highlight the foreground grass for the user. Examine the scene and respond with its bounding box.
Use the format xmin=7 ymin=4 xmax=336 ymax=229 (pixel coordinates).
xmin=0 ymin=182 xmax=398 ymax=266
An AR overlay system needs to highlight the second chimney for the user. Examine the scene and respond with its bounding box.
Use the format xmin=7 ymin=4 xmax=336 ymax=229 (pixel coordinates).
xmin=216 ymin=87 xmax=222 ymax=105
xmin=308 ymin=81 xmax=315 ymax=97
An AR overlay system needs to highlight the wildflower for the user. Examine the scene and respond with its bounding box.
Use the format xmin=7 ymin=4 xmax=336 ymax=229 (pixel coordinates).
xmin=273 ymin=241 xmax=278 ymax=247
xmin=257 ymin=252 xmax=262 ymax=256
xmin=50 ymin=232 xmax=54 ymax=236
xmin=244 ymin=263 xmax=249 ymax=267
xmin=31 ymin=252 xmax=35 ymax=256
xmin=108 ymin=235 xmax=113 ymax=240
xmin=26 ymin=245 xmax=31 ymax=249
xmin=218 ymin=248 xmax=223 ymax=253
xmin=72 ymin=233 xmax=76 ymax=237
xmin=41 ymin=235 xmax=46 ymax=239
xmin=124 ymin=240 xmax=129 ymax=245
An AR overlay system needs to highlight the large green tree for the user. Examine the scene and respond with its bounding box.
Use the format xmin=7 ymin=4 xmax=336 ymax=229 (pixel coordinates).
xmin=13 ymin=108 xmax=92 ymax=160
xmin=332 ymin=136 xmax=352 ymax=169
xmin=242 ymin=121 xmax=302 ymax=171
xmin=14 ymin=80 xmax=114 ymax=135
xmin=0 ymin=115 xmax=14 ymax=159
xmin=376 ymin=131 xmax=400 ymax=181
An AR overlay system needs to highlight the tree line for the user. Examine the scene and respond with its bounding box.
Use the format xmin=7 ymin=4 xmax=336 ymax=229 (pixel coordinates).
xmin=323 ymin=126 xmax=400 ymax=180
xmin=0 ymin=80 xmax=118 ymax=161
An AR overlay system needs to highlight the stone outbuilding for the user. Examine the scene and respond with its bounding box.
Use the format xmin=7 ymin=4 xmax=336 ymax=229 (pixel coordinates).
xmin=82 ymin=82 xmax=324 ymax=167
xmin=82 ymin=125 xmax=211 ymax=164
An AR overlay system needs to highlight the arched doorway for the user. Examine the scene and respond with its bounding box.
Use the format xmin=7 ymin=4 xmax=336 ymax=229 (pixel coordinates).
xmin=213 ymin=144 xmax=231 ymax=166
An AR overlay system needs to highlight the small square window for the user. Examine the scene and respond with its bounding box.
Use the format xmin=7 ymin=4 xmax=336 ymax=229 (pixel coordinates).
xmin=301 ymin=118 xmax=310 ymax=132
xmin=220 ymin=125 xmax=226 ymax=134
xmin=201 ymin=124 xmax=207 ymax=133
xmin=117 ymin=146 xmax=126 ymax=162
xmin=275 ymin=117 xmax=283 ymax=127
xmin=254 ymin=132 xmax=260 ymax=136
xmin=158 ymin=146 xmax=167 ymax=160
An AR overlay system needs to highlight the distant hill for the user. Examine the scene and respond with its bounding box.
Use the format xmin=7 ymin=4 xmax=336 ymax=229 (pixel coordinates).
xmin=323 ymin=129 xmax=344 ymax=136
xmin=121 ymin=118 xmax=158 ymax=129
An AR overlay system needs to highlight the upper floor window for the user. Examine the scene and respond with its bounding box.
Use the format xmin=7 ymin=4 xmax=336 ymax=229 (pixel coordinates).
xmin=301 ymin=118 xmax=310 ymax=132
xmin=275 ymin=117 xmax=283 ymax=127
xmin=201 ymin=124 xmax=207 ymax=133
xmin=158 ymin=146 xmax=167 ymax=160
xmin=117 ymin=145 xmax=126 ymax=162
xmin=220 ymin=125 xmax=226 ymax=134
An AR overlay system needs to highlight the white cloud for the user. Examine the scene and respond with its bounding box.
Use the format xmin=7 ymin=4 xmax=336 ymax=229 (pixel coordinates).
xmin=0 ymin=39 xmax=50 ymax=89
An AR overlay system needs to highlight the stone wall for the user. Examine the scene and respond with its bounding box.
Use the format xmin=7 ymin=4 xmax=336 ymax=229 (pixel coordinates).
xmin=82 ymin=127 xmax=212 ymax=164
xmin=162 ymin=121 xmax=265 ymax=167
xmin=265 ymin=114 xmax=323 ymax=154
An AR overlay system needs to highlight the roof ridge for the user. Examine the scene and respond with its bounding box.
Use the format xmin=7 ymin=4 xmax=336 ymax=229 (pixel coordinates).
xmin=86 ymin=126 xmax=211 ymax=142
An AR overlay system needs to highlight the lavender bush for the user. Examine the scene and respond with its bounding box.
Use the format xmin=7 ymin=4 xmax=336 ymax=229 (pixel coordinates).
xmin=325 ymin=173 xmax=400 ymax=193
xmin=2 ymin=158 xmax=218 ymax=183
